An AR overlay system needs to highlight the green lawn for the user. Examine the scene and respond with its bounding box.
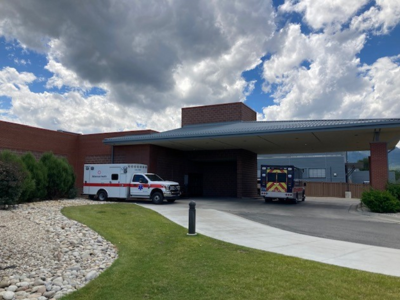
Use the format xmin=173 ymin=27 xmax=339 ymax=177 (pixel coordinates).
xmin=62 ymin=204 xmax=400 ymax=300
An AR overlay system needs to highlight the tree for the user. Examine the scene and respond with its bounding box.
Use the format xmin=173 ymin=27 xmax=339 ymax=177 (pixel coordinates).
xmin=357 ymin=157 xmax=370 ymax=171
xmin=0 ymin=150 xmax=34 ymax=203
xmin=40 ymin=152 xmax=76 ymax=199
xmin=0 ymin=160 xmax=27 ymax=207
xmin=21 ymin=153 xmax=48 ymax=200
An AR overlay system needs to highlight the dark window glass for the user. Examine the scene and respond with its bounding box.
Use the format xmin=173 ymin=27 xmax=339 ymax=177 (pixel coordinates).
xmin=145 ymin=174 xmax=164 ymax=181
xmin=277 ymin=173 xmax=287 ymax=183
xmin=132 ymin=175 xmax=147 ymax=183
xmin=111 ymin=174 xmax=118 ymax=180
xmin=267 ymin=173 xmax=276 ymax=182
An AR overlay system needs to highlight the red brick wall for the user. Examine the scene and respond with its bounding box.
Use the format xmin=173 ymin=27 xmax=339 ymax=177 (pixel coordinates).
xmin=181 ymin=102 xmax=256 ymax=126
xmin=0 ymin=120 xmax=80 ymax=172
xmin=369 ymin=142 xmax=388 ymax=190
xmin=0 ymin=120 xmax=156 ymax=193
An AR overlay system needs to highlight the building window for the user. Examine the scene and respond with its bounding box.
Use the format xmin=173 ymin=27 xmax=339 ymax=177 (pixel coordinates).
xmin=309 ymin=168 xmax=326 ymax=178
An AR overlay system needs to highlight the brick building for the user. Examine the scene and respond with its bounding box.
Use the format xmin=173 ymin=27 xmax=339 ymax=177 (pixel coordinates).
xmin=1 ymin=102 xmax=400 ymax=197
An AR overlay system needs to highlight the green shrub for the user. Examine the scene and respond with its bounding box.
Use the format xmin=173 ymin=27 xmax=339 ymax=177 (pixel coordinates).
xmin=361 ymin=189 xmax=400 ymax=213
xmin=0 ymin=160 xmax=27 ymax=207
xmin=0 ymin=151 xmax=34 ymax=203
xmin=386 ymin=183 xmax=400 ymax=201
xmin=21 ymin=153 xmax=48 ymax=201
xmin=40 ymin=152 xmax=76 ymax=199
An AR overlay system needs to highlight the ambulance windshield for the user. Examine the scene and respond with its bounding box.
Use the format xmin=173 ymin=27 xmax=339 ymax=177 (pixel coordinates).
xmin=146 ymin=174 xmax=164 ymax=181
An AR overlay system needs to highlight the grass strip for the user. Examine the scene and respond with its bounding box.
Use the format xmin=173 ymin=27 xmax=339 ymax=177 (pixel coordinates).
xmin=62 ymin=204 xmax=400 ymax=300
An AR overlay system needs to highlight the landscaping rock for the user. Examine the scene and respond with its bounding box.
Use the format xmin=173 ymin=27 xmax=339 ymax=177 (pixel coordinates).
xmin=2 ymin=291 xmax=15 ymax=300
xmin=85 ymin=271 xmax=98 ymax=281
xmin=0 ymin=199 xmax=118 ymax=299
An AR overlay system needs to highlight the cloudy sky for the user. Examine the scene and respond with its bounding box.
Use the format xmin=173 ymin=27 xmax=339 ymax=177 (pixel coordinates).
xmin=0 ymin=0 xmax=399 ymax=134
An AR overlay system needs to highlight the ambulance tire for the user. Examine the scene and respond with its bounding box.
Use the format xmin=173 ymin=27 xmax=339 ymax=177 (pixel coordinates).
xmin=152 ymin=192 xmax=164 ymax=204
xmin=264 ymin=197 xmax=272 ymax=203
xmin=97 ymin=190 xmax=108 ymax=201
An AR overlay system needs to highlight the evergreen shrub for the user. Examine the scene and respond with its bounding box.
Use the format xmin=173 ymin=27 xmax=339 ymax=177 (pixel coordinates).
xmin=0 ymin=150 xmax=34 ymax=203
xmin=21 ymin=152 xmax=48 ymax=200
xmin=40 ymin=152 xmax=76 ymax=199
xmin=361 ymin=189 xmax=400 ymax=213
xmin=386 ymin=183 xmax=400 ymax=201
xmin=0 ymin=160 xmax=27 ymax=206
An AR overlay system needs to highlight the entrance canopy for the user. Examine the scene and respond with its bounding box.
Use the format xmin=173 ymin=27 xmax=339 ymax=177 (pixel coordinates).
xmin=104 ymin=119 xmax=400 ymax=154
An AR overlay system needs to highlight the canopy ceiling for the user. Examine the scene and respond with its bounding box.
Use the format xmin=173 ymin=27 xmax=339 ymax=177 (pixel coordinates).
xmin=104 ymin=119 xmax=400 ymax=154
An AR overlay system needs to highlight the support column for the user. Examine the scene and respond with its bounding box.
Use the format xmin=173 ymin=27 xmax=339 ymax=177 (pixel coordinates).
xmin=369 ymin=142 xmax=389 ymax=190
xmin=236 ymin=150 xmax=258 ymax=198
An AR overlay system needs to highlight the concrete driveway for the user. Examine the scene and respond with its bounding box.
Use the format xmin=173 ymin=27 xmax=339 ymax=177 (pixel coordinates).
xmin=169 ymin=196 xmax=400 ymax=250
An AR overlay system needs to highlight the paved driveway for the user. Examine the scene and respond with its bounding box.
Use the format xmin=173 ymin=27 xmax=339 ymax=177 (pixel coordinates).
xmin=172 ymin=197 xmax=400 ymax=249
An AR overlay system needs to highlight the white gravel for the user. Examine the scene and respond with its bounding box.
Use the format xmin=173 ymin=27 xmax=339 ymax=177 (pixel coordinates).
xmin=0 ymin=199 xmax=118 ymax=300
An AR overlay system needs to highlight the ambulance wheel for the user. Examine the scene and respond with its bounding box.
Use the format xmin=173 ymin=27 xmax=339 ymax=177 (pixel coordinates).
xmin=152 ymin=192 xmax=164 ymax=204
xmin=264 ymin=197 xmax=272 ymax=203
xmin=97 ymin=190 xmax=108 ymax=201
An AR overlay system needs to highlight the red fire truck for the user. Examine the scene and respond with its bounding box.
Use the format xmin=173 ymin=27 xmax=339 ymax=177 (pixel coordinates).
xmin=260 ymin=165 xmax=306 ymax=204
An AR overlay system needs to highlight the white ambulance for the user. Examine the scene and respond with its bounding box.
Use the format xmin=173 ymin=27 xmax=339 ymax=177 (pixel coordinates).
xmin=83 ymin=164 xmax=181 ymax=204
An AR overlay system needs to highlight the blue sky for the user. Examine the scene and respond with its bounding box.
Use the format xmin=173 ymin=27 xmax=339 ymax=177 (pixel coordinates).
xmin=0 ymin=0 xmax=399 ymax=134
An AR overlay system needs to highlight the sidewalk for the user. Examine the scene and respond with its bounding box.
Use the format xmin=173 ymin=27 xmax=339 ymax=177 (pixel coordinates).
xmin=140 ymin=203 xmax=400 ymax=277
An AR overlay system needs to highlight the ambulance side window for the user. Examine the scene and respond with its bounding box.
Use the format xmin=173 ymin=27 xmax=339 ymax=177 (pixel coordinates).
xmin=133 ymin=175 xmax=148 ymax=183
xmin=111 ymin=174 xmax=119 ymax=180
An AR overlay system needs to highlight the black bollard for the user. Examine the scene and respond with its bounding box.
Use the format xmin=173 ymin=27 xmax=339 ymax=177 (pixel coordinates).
xmin=188 ymin=201 xmax=197 ymax=236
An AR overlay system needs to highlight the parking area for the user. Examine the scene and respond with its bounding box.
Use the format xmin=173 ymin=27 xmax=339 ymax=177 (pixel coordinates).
xmin=160 ymin=196 xmax=400 ymax=249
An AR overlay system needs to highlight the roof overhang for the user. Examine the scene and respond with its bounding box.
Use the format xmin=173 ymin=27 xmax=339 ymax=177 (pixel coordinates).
xmin=104 ymin=120 xmax=400 ymax=154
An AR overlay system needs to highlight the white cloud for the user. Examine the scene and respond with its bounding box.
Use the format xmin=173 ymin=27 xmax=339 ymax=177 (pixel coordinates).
xmin=258 ymin=0 xmax=400 ymax=123
xmin=351 ymin=0 xmax=400 ymax=34
xmin=280 ymin=0 xmax=369 ymax=31
xmin=0 ymin=0 xmax=399 ymax=137
xmin=260 ymin=22 xmax=400 ymax=121
xmin=0 ymin=0 xmax=276 ymax=132
xmin=0 ymin=67 xmax=181 ymax=133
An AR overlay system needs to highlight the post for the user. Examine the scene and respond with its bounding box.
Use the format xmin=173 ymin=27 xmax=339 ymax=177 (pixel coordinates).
xmin=188 ymin=201 xmax=197 ymax=236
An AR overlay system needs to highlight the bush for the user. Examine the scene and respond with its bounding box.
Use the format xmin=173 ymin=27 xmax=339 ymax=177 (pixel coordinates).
xmin=361 ymin=189 xmax=400 ymax=213
xmin=0 ymin=151 xmax=34 ymax=203
xmin=0 ymin=160 xmax=27 ymax=207
xmin=386 ymin=183 xmax=400 ymax=201
xmin=40 ymin=152 xmax=76 ymax=199
xmin=21 ymin=153 xmax=48 ymax=201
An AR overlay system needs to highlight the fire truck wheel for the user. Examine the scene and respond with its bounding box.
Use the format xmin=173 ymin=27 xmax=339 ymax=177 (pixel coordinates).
xmin=97 ymin=190 xmax=108 ymax=201
xmin=151 ymin=192 xmax=164 ymax=204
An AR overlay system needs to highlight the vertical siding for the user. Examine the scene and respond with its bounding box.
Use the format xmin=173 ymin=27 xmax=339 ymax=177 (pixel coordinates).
xmin=258 ymin=152 xmax=346 ymax=183
xmin=306 ymin=182 xmax=371 ymax=198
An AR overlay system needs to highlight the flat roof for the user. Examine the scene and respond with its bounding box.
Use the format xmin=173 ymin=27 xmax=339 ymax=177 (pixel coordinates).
xmin=104 ymin=119 xmax=400 ymax=154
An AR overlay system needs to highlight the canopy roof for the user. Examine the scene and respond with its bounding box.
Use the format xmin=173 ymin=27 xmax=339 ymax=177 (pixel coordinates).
xmin=103 ymin=119 xmax=400 ymax=154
